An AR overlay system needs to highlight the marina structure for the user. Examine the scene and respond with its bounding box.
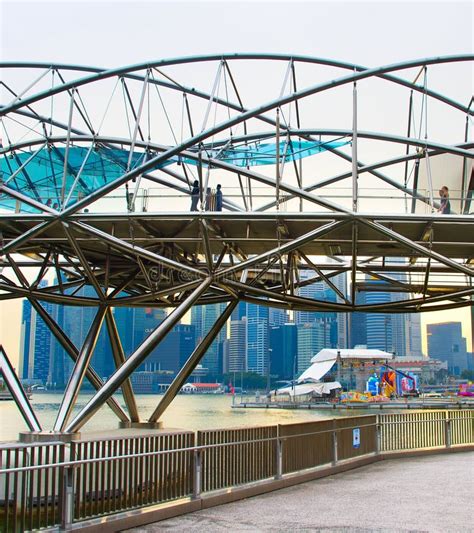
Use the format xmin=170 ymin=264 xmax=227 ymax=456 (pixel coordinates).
xmin=0 ymin=54 xmax=473 ymax=437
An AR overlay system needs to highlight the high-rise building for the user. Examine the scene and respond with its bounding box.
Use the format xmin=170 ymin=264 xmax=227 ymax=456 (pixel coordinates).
xmin=296 ymin=322 xmax=325 ymax=375
xmin=142 ymin=324 xmax=195 ymax=373
xmin=191 ymin=303 xmax=227 ymax=375
xmin=18 ymin=282 xmax=55 ymax=384
xmin=269 ymin=308 xmax=288 ymax=326
xmin=354 ymin=275 xmax=422 ymax=356
xmin=246 ymin=303 xmax=269 ymax=375
xmin=231 ymin=301 xmax=247 ymax=321
xmin=427 ymin=322 xmax=468 ymax=375
xmin=19 ymin=299 xmax=33 ymax=380
xmin=269 ymin=323 xmax=297 ymax=380
xmin=229 ymin=318 xmax=247 ymax=373
xmin=295 ymin=268 xmax=348 ymax=349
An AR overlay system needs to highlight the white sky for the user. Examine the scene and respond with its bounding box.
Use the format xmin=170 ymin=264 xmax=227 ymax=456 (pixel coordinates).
xmin=0 ymin=1 xmax=472 ymax=365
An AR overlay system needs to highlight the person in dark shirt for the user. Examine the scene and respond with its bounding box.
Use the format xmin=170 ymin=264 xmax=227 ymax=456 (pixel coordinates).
xmin=215 ymin=184 xmax=223 ymax=211
xmin=438 ymin=185 xmax=451 ymax=214
xmin=190 ymin=180 xmax=200 ymax=211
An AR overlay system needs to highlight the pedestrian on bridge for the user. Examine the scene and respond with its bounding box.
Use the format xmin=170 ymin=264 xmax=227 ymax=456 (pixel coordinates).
xmin=438 ymin=186 xmax=451 ymax=214
xmin=216 ymin=184 xmax=223 ymax=211
xmin=190 ymin=180 xmax=200 ymax=211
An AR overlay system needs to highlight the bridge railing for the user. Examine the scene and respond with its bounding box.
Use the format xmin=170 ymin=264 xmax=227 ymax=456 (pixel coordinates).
xmin=0 ymin=411 xmax=472 ymax=531
xmin=5 ymin=185 xmax=473 ymax=215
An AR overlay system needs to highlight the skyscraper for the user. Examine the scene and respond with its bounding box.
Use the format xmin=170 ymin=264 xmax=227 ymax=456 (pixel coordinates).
xmin=18 ymin=282 xmax=55 ymax=384
xmin=427 ymin=322 xmax=468 ymax=375
xmin=296 ymin=322 xmax=325 ymax=374
xmin=229 ymin=318 xmax=247 ymax=373
xmin=269 ymin=308 xmax=288 ymax=326
xmin=269 ymin=323 xmax=297 ymax=380
xmin=142 ymin=324 xmax=195 ymax=373
xmin=246 ymin=303 xmax=269 ymax=375
xmin=191 ymin=303 xmax=227 ymax=375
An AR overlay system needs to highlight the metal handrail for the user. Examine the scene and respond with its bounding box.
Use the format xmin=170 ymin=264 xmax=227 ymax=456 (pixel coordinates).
xmin=4 ymin=413 xmax=473 ymax=475
xmin=0 ymin=420 xmax=377 ymax=475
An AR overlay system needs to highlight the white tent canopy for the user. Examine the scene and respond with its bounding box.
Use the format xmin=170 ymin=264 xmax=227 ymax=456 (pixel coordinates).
xmin=276 ymin=381 xmax=342 ymax=397
xmin=298 ymin=348 xmax=393 ymax=383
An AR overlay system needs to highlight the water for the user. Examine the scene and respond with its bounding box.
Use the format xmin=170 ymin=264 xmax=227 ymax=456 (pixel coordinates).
xmin=0 ymin=393 xmax=360 ymax=442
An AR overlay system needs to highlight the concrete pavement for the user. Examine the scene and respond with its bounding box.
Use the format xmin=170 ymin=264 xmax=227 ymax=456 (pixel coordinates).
xmin=126 ymin=452 xmax=474 ymax=533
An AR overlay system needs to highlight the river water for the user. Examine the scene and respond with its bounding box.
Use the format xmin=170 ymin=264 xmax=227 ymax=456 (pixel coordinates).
xmin=0 ymin=393 xmax=364 ymax=442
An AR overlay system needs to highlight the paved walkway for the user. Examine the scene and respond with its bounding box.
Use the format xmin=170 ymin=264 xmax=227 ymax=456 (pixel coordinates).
xmin=127 ymin=452 xmax=474 ymax=533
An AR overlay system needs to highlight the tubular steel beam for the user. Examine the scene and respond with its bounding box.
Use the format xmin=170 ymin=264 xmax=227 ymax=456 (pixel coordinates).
xmin=2 ymin=54 xmax=472 ymax=116
xmin=12 ymin=56 xmax=471 ymax=218
xmin=220 ymin=220 xmax=348 ymax=277
xmin=104 ymin=308 xmax=140 ymax=422
xmin=65 ymin=277 xmax=212 ymax=432
xmin=71 ymin=221 xmax=205 ymax=279
xmin=0 ymin=346 xmax=42 ymax=432
xmin=148 ymin=299 xmax=238 ymax=423
xmin=361 ymin=219 xmax=474 ymax=277
xmin=54 ymin=305 xmax=107 ymax=431
xmin=28 ymin=298 xmax=129 ymax=422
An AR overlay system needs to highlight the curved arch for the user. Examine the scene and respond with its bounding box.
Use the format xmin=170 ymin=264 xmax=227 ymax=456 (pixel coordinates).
xmin=1 ymin=54 xmax=473 ymax=116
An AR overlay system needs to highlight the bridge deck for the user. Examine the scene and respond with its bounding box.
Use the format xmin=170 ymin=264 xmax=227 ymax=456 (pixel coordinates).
xmin=2 ymin=212 xmax=473 ymax=259
xmin=127 ymin=452 xmax=473 ymax=532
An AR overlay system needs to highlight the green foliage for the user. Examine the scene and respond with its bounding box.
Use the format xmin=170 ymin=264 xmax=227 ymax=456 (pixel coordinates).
xmin=223 ymin=372 xmax=272 ymax=390
xmin=460 ymin=369 xmax=474 ymax=380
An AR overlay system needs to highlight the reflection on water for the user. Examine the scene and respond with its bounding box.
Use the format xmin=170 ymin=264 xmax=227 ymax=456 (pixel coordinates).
xmin=0 ymin=393 xmax=364 ymax=442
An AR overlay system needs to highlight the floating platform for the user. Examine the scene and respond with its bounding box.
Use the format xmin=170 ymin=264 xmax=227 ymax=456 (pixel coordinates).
xmin=232 ymin=399 xmax=474 ymax=410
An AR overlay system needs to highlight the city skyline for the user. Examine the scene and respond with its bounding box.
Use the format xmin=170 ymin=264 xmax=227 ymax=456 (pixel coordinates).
xmin=1 ymin=0 xmax=472 ymax=369
xmin=17 ymin=276 xmax=470 ymax=389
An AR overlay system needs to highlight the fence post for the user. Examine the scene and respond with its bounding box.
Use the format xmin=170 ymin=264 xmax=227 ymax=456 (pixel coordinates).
xmin=192 ymin=449 xmax=202 ymax=499
xmin=275 ymin=437 xmax=283 ymax=480
xmin=60 ymin=465 xmax=75 ymax=530
xmin=332 ymin=420 xmax=338 ymax=466
xmin=376 ymin=414 xmax=382 ymax=454
xmin=445 ymin=412 xmax=451 ymax=448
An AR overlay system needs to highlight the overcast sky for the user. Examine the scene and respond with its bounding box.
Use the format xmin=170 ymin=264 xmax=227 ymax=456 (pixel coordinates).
xmin=1 ymin=1 xmax=472 ymax=364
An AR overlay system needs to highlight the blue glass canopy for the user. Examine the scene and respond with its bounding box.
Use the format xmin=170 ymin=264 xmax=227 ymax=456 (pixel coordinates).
xmin=0 ymin=139 xmax=348 ymax=211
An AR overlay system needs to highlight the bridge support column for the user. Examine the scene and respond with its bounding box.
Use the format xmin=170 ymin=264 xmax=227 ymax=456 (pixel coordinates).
xmin=148 ymin=299 xmax=238 ymax=424
xmin=64 ymin=278 xmax=212 ymax=433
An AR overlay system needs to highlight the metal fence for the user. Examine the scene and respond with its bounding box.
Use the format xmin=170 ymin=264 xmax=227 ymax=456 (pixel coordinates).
xmin=70 ymin=431 xmax=194 ymax=522
xmin=1 ymin=410 xmax=472 ymax=532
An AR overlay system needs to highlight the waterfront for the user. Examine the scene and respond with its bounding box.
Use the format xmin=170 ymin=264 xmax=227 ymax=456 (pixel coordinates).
xmin=0 ymin=393 xmax=365 ymax=442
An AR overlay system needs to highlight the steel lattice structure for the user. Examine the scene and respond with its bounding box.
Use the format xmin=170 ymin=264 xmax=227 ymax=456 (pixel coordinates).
xmin=0 ymin=54 xmax=473 ymax=434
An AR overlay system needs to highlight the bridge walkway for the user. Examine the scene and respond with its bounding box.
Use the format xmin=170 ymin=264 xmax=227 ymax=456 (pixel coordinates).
xmin=127 ymin=452 xmax=473 ymax=532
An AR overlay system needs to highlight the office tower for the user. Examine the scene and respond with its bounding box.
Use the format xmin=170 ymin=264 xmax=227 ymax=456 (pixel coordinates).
xmin=364 ymin=279 xmax=393 ymax=352
xmin=269 ymin=323 xmax=297 ymax=380
xmin=48 ymin=302 xmax=68 ymax=388
xmin=357 ymin=273 xmax=422 ymax=356
xmin=18 ymin=282 xmax=55 ymax=384
xmin=191 ymin=303 xmax=227 ymax=376
xmin=222 ymin=339 xmax=230 ymax=374
xmin=296 ymin=322 xmax=325 ymax=375
xmin=427 ymin=322 xmax=468 ymax=375
xmin=246 ymin=303 xmax=269 ymax=375
xmin=294 ymin=270 xmax=324 ymax=325
xmin=229 ymin=318 xmax=247 ymax=373
xmin=295 ymin=268 xmax=348 ymax=349
xmin=19 ymin=299 xmax=33 ymax=380
xmin=333 ymin=270 xmax=349 ymax=349
xmin=406 ymin=314 xmax=423 ymax=357
xmin=142 ymin=324 xmax=195 ymax=373
xmin=231 ymin=301 xmax=247 ymax=321
xmin=350 ymin=289 xmax=367 ymax=348
xmin=269 ymin=308 xmax=288 ymax=326
xmin=191 ymin=305 xmax=204 ymax=342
